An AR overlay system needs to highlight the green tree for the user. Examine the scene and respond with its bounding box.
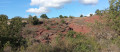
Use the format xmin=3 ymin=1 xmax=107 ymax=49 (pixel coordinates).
xmin=0 ymin=16 xmax=26 ymax=51
xmin=69 ymin=16 xmax=74 ymax=19
xmin=59 ymin=15 xmax=64 ymax=18
xmin=0 ymin=15 xmax=9 ymax=36
xmin=32 ymin=16 xmax=39 ymax=25
xmin=40 ymin=14 xmax=49 ymax=19
xmin=90 ymin=14 xmax=93 ymax=16
xmin=80 ymin=14 xmax=83 ymax=17
xmin=107 ymin=0 xmax=120 ymax=34
xmin=9 ymin=17 xmax=23 ymax=36
xmin=28 ymin=15 xmax=33 ymax=24
xmin=95 ymin=9 xmax=102 ymax=15
xmin=64 ymin=16 xmax=68 ymax=18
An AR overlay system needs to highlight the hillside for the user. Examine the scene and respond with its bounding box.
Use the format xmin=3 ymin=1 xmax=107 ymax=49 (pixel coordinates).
xmin=22 ymin=15 xmax=100 ymax=43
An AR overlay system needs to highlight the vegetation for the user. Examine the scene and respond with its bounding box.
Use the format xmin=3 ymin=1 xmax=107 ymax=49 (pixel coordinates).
xmin=69 ymin=16 xmax=74 ymax=19
xmin=95 ymin=9 xmax=102 ymax=15
xmin=0 ymin=15 xmax=26 ymax=52
xmin=80 ymin=14 xmax=83 ymax=17
xmin=90 ymin=14 xmax=93 ymax=16
xmin=40 ymin=14 xmax=49 ymax=19
xmin=0 ymin=0 xmax=120 ymax=52
xmin=28 ymin=15 xmax=39 ymax=25
xmin=61 ymin=19 xmax=65 ymax=24
xmin=59 ymin=15 xmax=64 ymax=19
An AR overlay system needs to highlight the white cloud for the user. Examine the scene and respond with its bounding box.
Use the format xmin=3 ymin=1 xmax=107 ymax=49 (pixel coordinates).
xmin=80 ymin=0 xmax=98 ymax=5
xmin=26 ymin=7 xmax=49 ymax=14
xmin=26 ymin=0 xmax=71 ymax=14
xmin=26 ymin=0 xmax=99 ymax=15
xmin=30 ymin=0 xmax=71 ymax=8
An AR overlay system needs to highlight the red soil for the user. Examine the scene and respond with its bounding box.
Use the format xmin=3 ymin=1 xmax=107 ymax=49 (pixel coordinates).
xmin=29 ymin=15 xmax=101 ymax=43
xmin=68 ymin=15 xmax=101 ymax=33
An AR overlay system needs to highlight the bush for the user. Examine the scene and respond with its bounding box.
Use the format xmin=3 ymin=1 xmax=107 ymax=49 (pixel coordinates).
xmin=40 ymin=14 xmax=49 ymax=19
xmin=61 ymin=19 xmax=65 ymax=24
xmin=69 ymin=16 xmax=74 ymax=19
xmin=95 ymin=9 xmax=102 ymax=15
xmin=59 ymin=15 xmax=64 ymax=19
xmin=67 ymin=30 xmax=76 ymax=38
xmin=45 ymin=26 xmax=51 ymax=30
xmin=64 ymin=16 xmax=68 ymax=18
xmin=28 ymin=15 xmax=39 ymax=25
xmin=32 ymin=16 xmax=39 ymax=25
xmin=80 ymin=14 xmax=83 ymax=17
xmin=90 ymin=14 xmax=93 ymax=16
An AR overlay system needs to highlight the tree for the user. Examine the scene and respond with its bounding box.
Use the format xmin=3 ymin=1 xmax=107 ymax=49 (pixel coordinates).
xmin=64 ymin=16 xmax=68 ymax=18
xmin=0 ymin=16 xmax=26 ymax=51
xmin=107 ymin=0 xmax=120 ymax=34
xmin=69 ymin=16 xmax=74 ymax=19
xmin=0 ymin=15 xmax=9 ymax=36
xmin=40 ymin=14 xmax=49 ymax=19
xmin=32 ymin=16 xmax=39 ymax=25
xmin=9 ymin=16 xmax=23 ymax=36
xmin=28 ymin=15 xmax=33 ymax=24
xmin=80 ymin=14 xmax=83 ymax=17
xmin=90 ymin=14 xmax=93 ymax=16
xmin=95 ymin=9 xmax=102 ymax=15
xmin=59 ymin=15 xmax=64 ymax=19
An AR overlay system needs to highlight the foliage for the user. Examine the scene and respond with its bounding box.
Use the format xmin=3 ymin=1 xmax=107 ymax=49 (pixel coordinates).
xmin=0 ymin=15 xmax=26 ymax=51
xmin=106 ymin=0 xmax=120 ymax=35
xmin=28 ymin=15 xmax=33 ymax=24
xmin=45 ymin=26 xmax=51 ymax=30
xmin=40 ymin=14 xmax=49 ymax=19
xmin=10 ymin=17 xmax=23 ymax=35
xmin=70 ymin=16 xmax=73 ymax=18
xmin=0 ymin=14 xmax=9 ymax=36
xmin=64 ymin=16 xmax=68 ymax=18
xmin=80 ymin=14 xmax=83 ymax=17
xmin=66 ymin=30 xmax=76 ymax=38
xmin=95 ymin=9 xmax=102 ymax=15
xmin=28 ymin=15 xmax=39 ymax=25
xmin=32 ymin=16 xmax=39 ymax=25
xmin=90 ymin=14 xmax=93 ymax=16
xmin=61 ymin=19 xmax=65 ymax=24
xmin=59 ymin=15 xmax=64 ymax=19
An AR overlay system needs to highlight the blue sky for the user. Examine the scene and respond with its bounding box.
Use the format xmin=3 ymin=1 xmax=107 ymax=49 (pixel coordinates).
xmin=0 ymin=0 xmax=109 ymax=19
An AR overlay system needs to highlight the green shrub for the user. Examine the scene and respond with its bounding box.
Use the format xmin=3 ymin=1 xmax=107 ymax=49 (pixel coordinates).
xmin=64 ymin=16 xmax=68 ymax=18
xmin=90 ymin=14 xmax=93 ymax=16
xmin=59 ymin=15 xmax=64 ymax=19
xmin=40 ymin=14 xmax=49 ymax=19
xmin=45 ymin=26 xmax=51 ymax=30
xmin=61 ymin=19 xmax=65 ymax=24
xmin=67 ymin=30 xmax=76 ymax=38
xmin=80 ymin=14 xmax=83 ymax=17
xmin=28 ymin=15 xmax=39 ymax=25
xmin=69 ymin=16 xmax=74 ymax=19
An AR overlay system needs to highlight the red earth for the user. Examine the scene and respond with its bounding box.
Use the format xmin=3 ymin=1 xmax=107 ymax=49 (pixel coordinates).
xmin=25 ymin=15 xmax=101 ymax=43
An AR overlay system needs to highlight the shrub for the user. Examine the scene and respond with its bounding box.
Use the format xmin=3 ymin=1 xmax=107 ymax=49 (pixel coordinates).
xmin=45 ymin=26 xmax=51 ymax=30
xmin=69 ymin=16 xmax=74 ymax=19
xmin=95 ymin=9 xmax=102 ymax=15
xmin=61 ymin=19 xmax=65 ymax=24
xmin=40 ymin=14 xmax=49 ymax=19
xmin=64 ymin=16 xmax=68 ymax=18
xmin=80 ymin=14 xmax=83 ymax=17
xmin=32 ymin=16 xmax=39 ymax=25
xmin=59 ymin=15 xmax=64 ymax=19
xmin=66 ymin=30 xmax=76 ymax=38
xmin=90 ymin=14 xmax=93 ymax=16
xmin=28 ymin=15 xmax=39 ymax=25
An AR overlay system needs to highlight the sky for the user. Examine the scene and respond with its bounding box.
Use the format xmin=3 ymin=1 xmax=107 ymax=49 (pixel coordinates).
xmin=0 ymin=0 xmax=109 ymax=19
